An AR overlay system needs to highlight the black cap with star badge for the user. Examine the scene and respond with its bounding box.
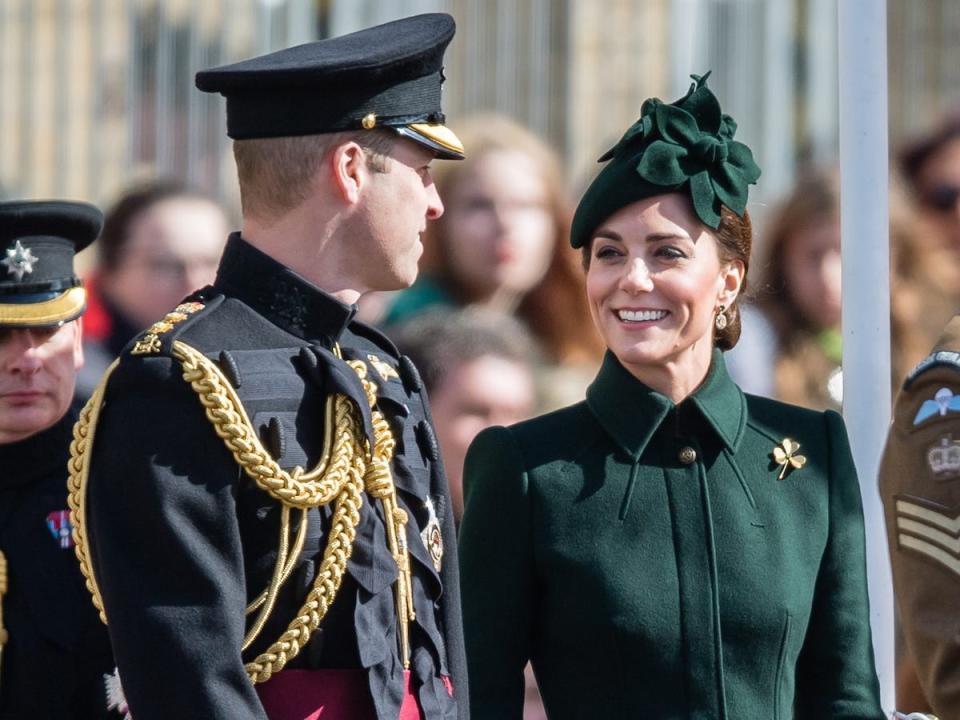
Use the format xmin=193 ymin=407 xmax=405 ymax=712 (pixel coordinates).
xmin=195 ymin=13 xmax=465 ymax=160
xmin=0 ymin=200 xmax=101 ymax=327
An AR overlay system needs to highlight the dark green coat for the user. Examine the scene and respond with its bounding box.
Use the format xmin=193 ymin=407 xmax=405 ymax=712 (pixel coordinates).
xmin=459 ymin=351 xmax=883 ymax=719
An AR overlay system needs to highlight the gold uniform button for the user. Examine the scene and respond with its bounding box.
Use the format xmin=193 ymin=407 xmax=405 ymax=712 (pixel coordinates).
xmin=679 ymin=446 xmax=697 ymax=465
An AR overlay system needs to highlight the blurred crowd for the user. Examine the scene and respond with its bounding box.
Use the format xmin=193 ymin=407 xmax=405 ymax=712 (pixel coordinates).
xmin=66 ymin=110 xmax=960 ymax=718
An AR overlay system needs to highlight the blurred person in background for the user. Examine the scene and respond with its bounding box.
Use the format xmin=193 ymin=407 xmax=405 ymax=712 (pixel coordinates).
xmin=77 ymin=180 xmax=229 ymax=397
xmin=900 ymin=113 xmax=960 ymax=252
xmin=392 ymin=308 xmax=544 ymax=719
xmin=0 ymin=200 xmax=114 ymax=719
xmin=383 ymin=114 xmax=603 ymax=407
xmin=392 ymin=308 xmax=538 ymax=524
xmin=745 ymin=168 xmax=943 ymax=410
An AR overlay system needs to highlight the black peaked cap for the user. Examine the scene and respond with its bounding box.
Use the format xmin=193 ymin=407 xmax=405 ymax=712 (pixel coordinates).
xmin=0 ymin=200 xmax=102 ymax=326
xmin=194 ymin=13 xmax=463 ymax=158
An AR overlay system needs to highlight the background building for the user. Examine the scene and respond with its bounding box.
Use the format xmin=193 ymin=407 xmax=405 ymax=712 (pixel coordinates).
xmin=1 ymin=0 xmax=958 ymax=227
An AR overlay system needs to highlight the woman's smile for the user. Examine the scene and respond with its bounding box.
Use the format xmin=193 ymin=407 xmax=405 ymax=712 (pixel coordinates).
xmin=614 ymin=307 xmax=671 ymax=325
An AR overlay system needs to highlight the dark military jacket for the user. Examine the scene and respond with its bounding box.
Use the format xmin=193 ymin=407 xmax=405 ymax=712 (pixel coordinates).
xmin=880 ymin=314 xmax=960 ymax=716
xmin=460 ymin=350 xmax=884 ymax=720
xmin=0 ymin=410 xmax=114 ymax=719
xmin=86 ymin=235 xmax=466 ymax=720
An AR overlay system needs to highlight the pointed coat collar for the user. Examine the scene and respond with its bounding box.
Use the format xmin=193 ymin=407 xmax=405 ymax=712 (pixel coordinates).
xmin=0 ymin=409 xmax=75 ymax=490
xmin=214 ymin=233 xmax=357 ymax=345
xmin=586 ymin=349 xmax=747 ymax=460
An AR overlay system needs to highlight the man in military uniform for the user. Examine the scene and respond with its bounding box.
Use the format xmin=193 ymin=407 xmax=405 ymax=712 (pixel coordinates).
xmin=880 ymin=317 xmax=960 ymax=717
xmin=0 ymin=201 xmax=115 ymax=718
xmin=74 ymin=13 xmax=467 ymax=720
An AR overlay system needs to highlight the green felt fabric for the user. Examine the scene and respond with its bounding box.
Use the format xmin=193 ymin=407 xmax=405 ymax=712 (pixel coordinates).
xmin=382 ymin=274 xmax=455 ymax=326
xmin=459 ymin=350 xmax=884 ymax=719
xmin=571 ymin=72 xmax=761 ymax=248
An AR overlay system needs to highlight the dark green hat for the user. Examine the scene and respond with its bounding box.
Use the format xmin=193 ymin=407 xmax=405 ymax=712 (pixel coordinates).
xmin=570 ymin=72 xmax=761 ymax=248
xmin=0 ymin=200 xmax=101 ymax=327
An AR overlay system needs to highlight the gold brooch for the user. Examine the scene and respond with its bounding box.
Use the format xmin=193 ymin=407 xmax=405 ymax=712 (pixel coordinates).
xmin=772 ymin=438 xmax=806 ymax=480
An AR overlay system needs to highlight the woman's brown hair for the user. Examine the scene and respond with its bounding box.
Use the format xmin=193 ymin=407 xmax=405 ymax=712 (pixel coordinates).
xmin=421 ymin=115 xmax=603 ymax=365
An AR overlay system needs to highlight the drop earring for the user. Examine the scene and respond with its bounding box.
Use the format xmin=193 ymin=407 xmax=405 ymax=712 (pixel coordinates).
xmin=715 ymin=305 xmax=728 ymax=331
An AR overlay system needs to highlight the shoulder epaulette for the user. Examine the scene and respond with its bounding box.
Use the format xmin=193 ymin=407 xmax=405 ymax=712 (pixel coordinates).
xmin=129 ymin=301 xmax=208 ymax=356
xmin=903 ymin=350 xmax=960 ymax=390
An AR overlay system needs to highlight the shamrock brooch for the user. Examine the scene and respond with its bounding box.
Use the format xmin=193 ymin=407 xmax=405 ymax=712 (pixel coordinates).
xmin=772 ymin=438 xmax=806 ymax=480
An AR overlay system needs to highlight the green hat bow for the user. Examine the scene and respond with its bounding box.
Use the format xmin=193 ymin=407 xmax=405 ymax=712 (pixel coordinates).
xmin=570 ymin=72 xmax=761 ymax=248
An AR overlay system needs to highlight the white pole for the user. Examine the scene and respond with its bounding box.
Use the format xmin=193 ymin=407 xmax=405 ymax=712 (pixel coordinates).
xmin=838 ymin=0 xmax=894 ymax=712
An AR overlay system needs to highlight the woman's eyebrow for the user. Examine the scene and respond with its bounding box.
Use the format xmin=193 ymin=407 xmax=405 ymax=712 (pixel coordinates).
xmin=646 ymin=232 xmax=689 ymax=242
xmin=593 ymin=229 xmax=622 ymax=242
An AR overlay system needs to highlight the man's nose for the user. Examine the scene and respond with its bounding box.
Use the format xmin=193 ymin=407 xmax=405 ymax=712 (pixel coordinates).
xmin=426 ymin=183 xmax=444 ymax=220
xmin=5 ymin=330 xmax=44 ymax=375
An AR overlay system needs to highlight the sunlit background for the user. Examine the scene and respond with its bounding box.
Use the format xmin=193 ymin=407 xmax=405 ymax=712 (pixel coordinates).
xmin=1 ymin=0 xmax=958 ymax=224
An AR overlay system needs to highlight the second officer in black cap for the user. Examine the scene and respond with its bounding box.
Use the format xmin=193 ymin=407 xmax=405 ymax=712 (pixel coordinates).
xmin=0 ymin=200 xmax=115 ymax=718
xmin=71 ymin=13 xmax=467 ymax=720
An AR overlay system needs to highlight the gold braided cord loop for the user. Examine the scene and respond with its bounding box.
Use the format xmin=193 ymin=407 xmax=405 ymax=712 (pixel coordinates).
xmin=244 ymin=463 xmax=365 ymax=683
xmin=0 ymin=548 xmax=8 ymax=687
xmin=67 ymin=339 xmax=416 ymax=685
xmin=172 ymin=341 xmax=380 ymax=682
xmin=348 ymin=359 xmax=416 ymax=666
xmin=173 ymin=342 xmax=347 ymax=509
xmin=68 ymin=358 xmax=122 ymax=625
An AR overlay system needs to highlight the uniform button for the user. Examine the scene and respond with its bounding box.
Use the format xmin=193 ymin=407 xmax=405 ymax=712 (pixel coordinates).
xmin=399 ymin=355 xmax=423 ymax=393
xmin=678 ymin=446 xmax=697 ymax=465
xmin=416 ymin=420 xmax=440 ymax=462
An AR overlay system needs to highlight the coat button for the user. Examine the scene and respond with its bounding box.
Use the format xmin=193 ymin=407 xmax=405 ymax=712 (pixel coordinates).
xmin=399 ymin=355 xmax=423 ymax=393
xmin=416 ymin=420 xmax=440 ymax=462
xmin=678 ymin=446 xmax=697 ymax=465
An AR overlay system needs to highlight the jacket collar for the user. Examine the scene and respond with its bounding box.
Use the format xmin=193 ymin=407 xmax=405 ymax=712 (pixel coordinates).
xmin=214 ymin=233 xmax=356 ymax=345
xmin=586 ymin=349 xmax=747 ymax=460
xmin=0 ymin=408 xmax=75 ymax=490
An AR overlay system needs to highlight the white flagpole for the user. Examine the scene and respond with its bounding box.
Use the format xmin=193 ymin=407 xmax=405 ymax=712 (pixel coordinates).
xmin=838 ymin=0 xmax=894 ymax=711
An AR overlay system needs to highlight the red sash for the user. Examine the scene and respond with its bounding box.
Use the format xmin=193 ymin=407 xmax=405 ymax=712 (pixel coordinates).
xmin=255 ymin=668 xmax=452 ymax=720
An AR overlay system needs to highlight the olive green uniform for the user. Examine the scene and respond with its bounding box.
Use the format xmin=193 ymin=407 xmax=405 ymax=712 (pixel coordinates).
xmin=460 ymin=350 xmax=884 ymax=720
xmin=880 ymin=315 xmax=960 ymax=716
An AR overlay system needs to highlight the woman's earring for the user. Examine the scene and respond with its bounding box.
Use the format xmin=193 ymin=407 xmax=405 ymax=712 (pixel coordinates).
xmin=715 ymin=305 xmax=728 ymax=331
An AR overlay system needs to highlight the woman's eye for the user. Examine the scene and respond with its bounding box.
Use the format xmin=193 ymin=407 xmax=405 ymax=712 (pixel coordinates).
xmin=594 ymin=245 xmax=622 ymax=260
xmin=655 ymin=246 xmax=686 ymax=260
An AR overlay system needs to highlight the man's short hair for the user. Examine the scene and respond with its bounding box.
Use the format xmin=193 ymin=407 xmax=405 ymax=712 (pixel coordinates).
xmin=391 ymin=308 xmax=539 ymax=394
xmin=233 ymin=129 xmax=396 ymax=222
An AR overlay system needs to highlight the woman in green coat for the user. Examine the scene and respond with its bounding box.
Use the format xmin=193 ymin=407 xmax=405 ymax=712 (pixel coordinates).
xmin=458 ymin=75 xmax=886 ymax=719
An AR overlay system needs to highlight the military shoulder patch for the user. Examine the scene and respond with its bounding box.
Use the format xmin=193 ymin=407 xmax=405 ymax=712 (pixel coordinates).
xmin=130 ymin=302 xmax=206 ymax=355
xmin=904 ymin=350 xmax=960 ymax=390
xmin=926 ymin=435 xmax=960 ymax=479
xmin=895 ymin=495 xmax=960 ymax=579
xmin=913 ymin=387 xmax=960 ymax=426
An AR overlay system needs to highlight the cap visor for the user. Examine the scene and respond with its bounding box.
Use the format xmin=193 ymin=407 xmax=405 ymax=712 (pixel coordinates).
xmin=0 ymin=286 xmax=87 ymax=327
xmin=397 ymin=124 xmax=465 ymax=160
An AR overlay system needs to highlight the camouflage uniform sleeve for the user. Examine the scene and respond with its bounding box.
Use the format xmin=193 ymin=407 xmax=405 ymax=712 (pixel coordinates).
xmin=880 ymin=347 xmax=960 ymax=717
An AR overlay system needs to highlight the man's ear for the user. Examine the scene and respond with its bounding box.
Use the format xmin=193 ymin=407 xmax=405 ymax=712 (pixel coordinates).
xmin=330 ymin=141 xmax=368 ymax=205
